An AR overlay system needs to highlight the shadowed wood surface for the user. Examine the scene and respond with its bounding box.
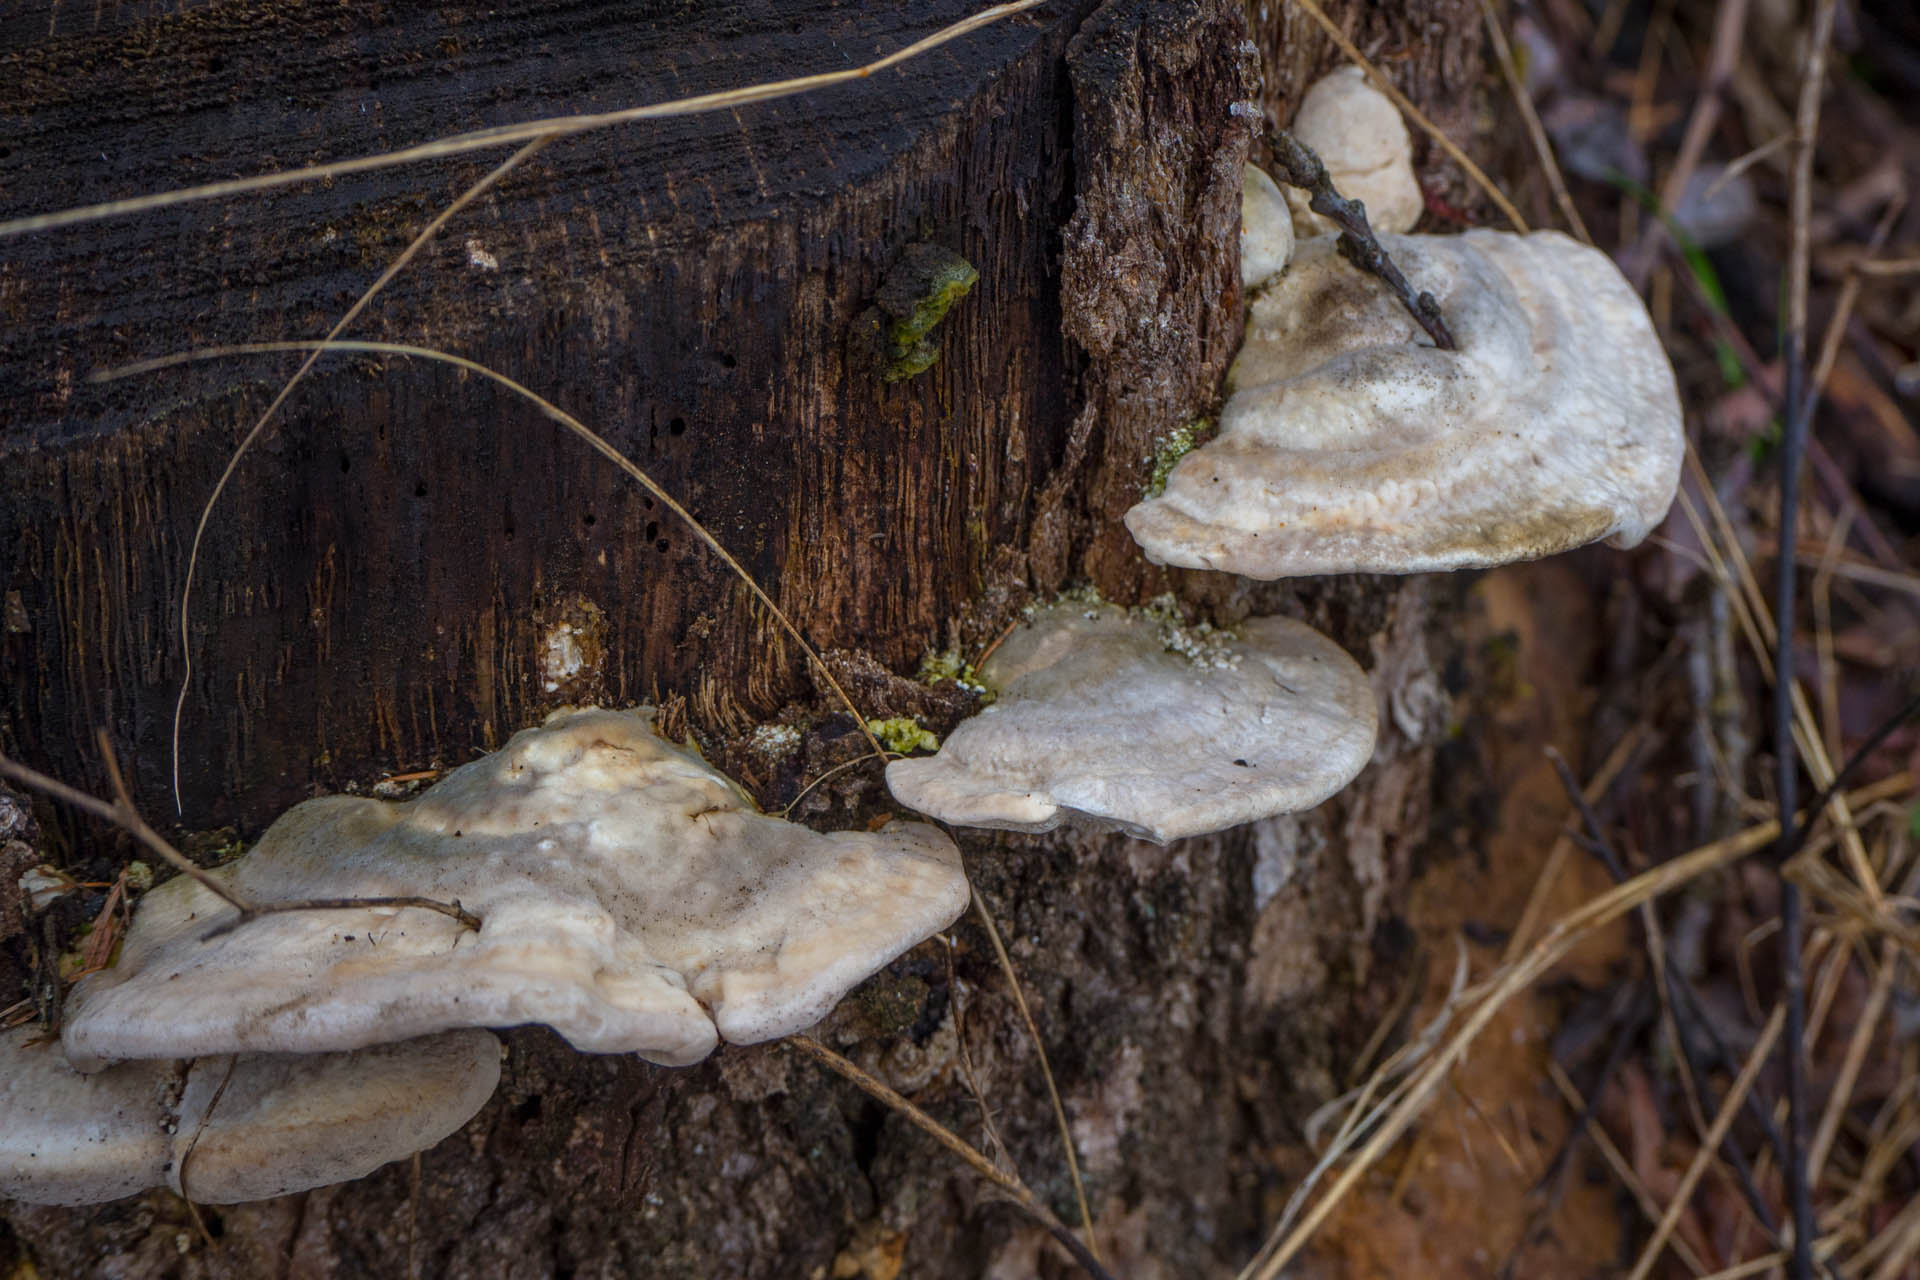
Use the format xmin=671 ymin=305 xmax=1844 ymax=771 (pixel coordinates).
xmin=2 ymin=1 xmax=1494 ymax=1275
xmin=1 ymin=0 xmax=1088 ymax=824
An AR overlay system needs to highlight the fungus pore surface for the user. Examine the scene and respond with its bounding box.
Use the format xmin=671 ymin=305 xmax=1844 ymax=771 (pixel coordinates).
xmin=0 ymin=1027 xmax=499 ymax=1205
xmin=1125 ymin=230 xmax=1684 ymax=578
xmin=62 ymin=709 xmax=969 ymax=1070
xmin=885 ymin=602 xmax=1377 ymax=843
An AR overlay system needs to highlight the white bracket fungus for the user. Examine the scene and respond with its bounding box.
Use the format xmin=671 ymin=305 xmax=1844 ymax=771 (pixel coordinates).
xmin=1241 ymin=163 xmax=1295 ymax=292
xmin=1125 ymin=230 xmax=1684 ymax=578
xmin=885 ymin=602 xmax=1377 ymax=843
xmin=62 ymin=708 xmax=969 ymax=1071
xmin=1284 ymin=66 xmax=1423 ymax=238
xmin=0 ymin=1027 xmax=499 ymax=1206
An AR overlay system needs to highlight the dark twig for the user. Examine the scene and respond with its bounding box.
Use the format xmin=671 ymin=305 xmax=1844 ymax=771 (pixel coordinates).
xmin=1780 ymin=692 xmax=1920 ymax=862
xmin=1534 ymin=982 xmax=1655 ymax=1198
xmin=788 ymin=1035 xmax=1119 ymax=1280
xmin=1266 ymin=129 xmax=1457 ymax=351
xmin=1545 ymin=748 xmax=1785 ymax=1242
xmin=1776 ymin=5 xmax=1840 ymax=1275
xmin=0 ymin=738 xmax=482 ymax=939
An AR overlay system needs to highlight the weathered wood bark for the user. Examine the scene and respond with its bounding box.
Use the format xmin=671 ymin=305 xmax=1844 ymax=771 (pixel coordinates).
xmin=1 ymin=1 xmax=1487 ymax=1275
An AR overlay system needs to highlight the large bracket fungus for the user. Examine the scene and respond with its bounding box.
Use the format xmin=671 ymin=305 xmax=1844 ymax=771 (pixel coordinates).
xmin=0 ymin=1028 xmax=500 ymax=1206
xmin=1282 ymin=67 xmax=1423 ymax=239
xmin=1125 ymin=229 xmax=1685 ymax=578
xmin=885 ymin=601 xmax=1377 ymax=843
xmin=62 ymin=708 xmax=969 ymax=1071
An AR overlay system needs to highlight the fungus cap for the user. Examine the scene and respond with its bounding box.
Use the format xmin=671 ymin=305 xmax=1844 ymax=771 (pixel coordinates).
xmin=1124 ymin=230 xmax=1684 ymax=578
xmin=885 ymin=603 xmax=1376 ymax=843
xmin=63 ymin=709 xmax=969 ymax=1070
xmin=1241 ymin=164 xmax=1295 ymax=291
xmin=0 ymin=1028 xmax=498 ymax=1206
xmin=1285 ymin=66 xmax=1423 ymax=237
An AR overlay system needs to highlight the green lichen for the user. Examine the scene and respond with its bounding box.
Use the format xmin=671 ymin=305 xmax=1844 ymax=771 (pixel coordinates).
xmin=916 ymin=649 xmax=989 ymax=698
xmin=867 ymin=716 xmax=941 ymax=755
xmin=861 ymin=243 xmax=980 ymax=383
xmin=1144 ymin=419 xmax=1208 ymax=497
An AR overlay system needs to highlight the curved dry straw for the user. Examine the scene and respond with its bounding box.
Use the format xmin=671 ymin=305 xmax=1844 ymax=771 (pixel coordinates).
xmin=164 ymin=134 xmax=552 ymax=813
xmin=99 ymin=339 xmax=882 ymax=765
xmin=0 ymin=1 xmax=1044 ymax=241
xmin=130 ymin=3 xmax=1042 ymax=811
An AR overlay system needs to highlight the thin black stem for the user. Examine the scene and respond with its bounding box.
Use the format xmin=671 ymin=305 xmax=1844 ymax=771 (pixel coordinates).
xmin=1538 ymin=983 xmax=1654 ymax=1195
xmin=1544 ymin=748 xmax=1784 ymax=1240
xmin=1661 ymin=964 xmax=1783 ymax=1237
xmin=1777 ymin=1 xmax=1840 ymax=1268
xmin=1775 ymin=254 xmax=1816 ymax=1280
xmin=1783 ymin=691 xmax=1920 ymax=858
xmin=1265 ymin=130 xmax=1456 ymax=350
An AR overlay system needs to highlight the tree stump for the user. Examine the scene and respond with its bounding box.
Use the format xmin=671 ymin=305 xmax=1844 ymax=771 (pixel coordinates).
xmin=1 ymin=0 xmax=1489 ymax=1274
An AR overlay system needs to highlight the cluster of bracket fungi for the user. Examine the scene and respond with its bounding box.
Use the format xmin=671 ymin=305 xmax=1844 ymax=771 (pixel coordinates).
xmin=2 ymin=68 xmax=1683 ymax=1211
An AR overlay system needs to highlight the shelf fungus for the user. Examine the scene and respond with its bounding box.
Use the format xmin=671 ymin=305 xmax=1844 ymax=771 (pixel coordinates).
xmin=62 ymin=708 xmax=969 ymax=1071
xmin=1283 ymin=66 xmax=1423 ymax=239
xmin=1241 ymin=163 xmax=1296 ymax=291
xmin=1125 ymin=230 xmax=1684 ymax=578
xmin=884 ymin=602 xmax=1376 ymax=843
xmin=0 ymin=1027 xmax=499 ymax=1205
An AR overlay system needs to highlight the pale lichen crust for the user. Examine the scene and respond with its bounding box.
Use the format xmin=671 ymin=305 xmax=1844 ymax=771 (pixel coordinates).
xmin=885 ymin=602 xmax=1377 ymax=844
xmin=62 ymin=708 xmax=969 ymax=1070
xmin=1125 ymin=230 xmax=1684 ymax=578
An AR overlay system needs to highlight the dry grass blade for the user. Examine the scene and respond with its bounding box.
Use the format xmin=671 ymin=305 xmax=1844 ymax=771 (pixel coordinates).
xmin=1546 ymin=1061 xmax=1713 ymax=1277
xmin=98 ymin=338 xmax=883 ymax=762
xmin=1242 ymin=773 xmax=1912 ymax=1280
xmin=1626 ymin=1004 xmax=1785 ymax=1280
xmin=1806 ymin=196 xmax=1907 ymax=417
xmin=1284 ymin=0 xmax=1529 ymax=231
xmin=1621 ymin=0 xmax=1752 ymax=286
xmin=1502 ymin=726 xmax=1646 ymax=962
xmin=169 ymin=134 xmax=556 ymax=813
xmin=1679 ymin=452 xmax=1882 ymax=907
xmin=1807 ymin=940 xmax=1896 ymax=1186
xmin=969 ymin=889 xmax=1101 ymax=1263
xmin=786 ymin=1035 xmax=1117 ymax=1280
xmin=0 ymin=2 xmax=1044 ymax=240
xmin=1475 ymin=0 xmax=1593 ymax=243
xmin=1850 ymin=256 xmax=1920 ymax=276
